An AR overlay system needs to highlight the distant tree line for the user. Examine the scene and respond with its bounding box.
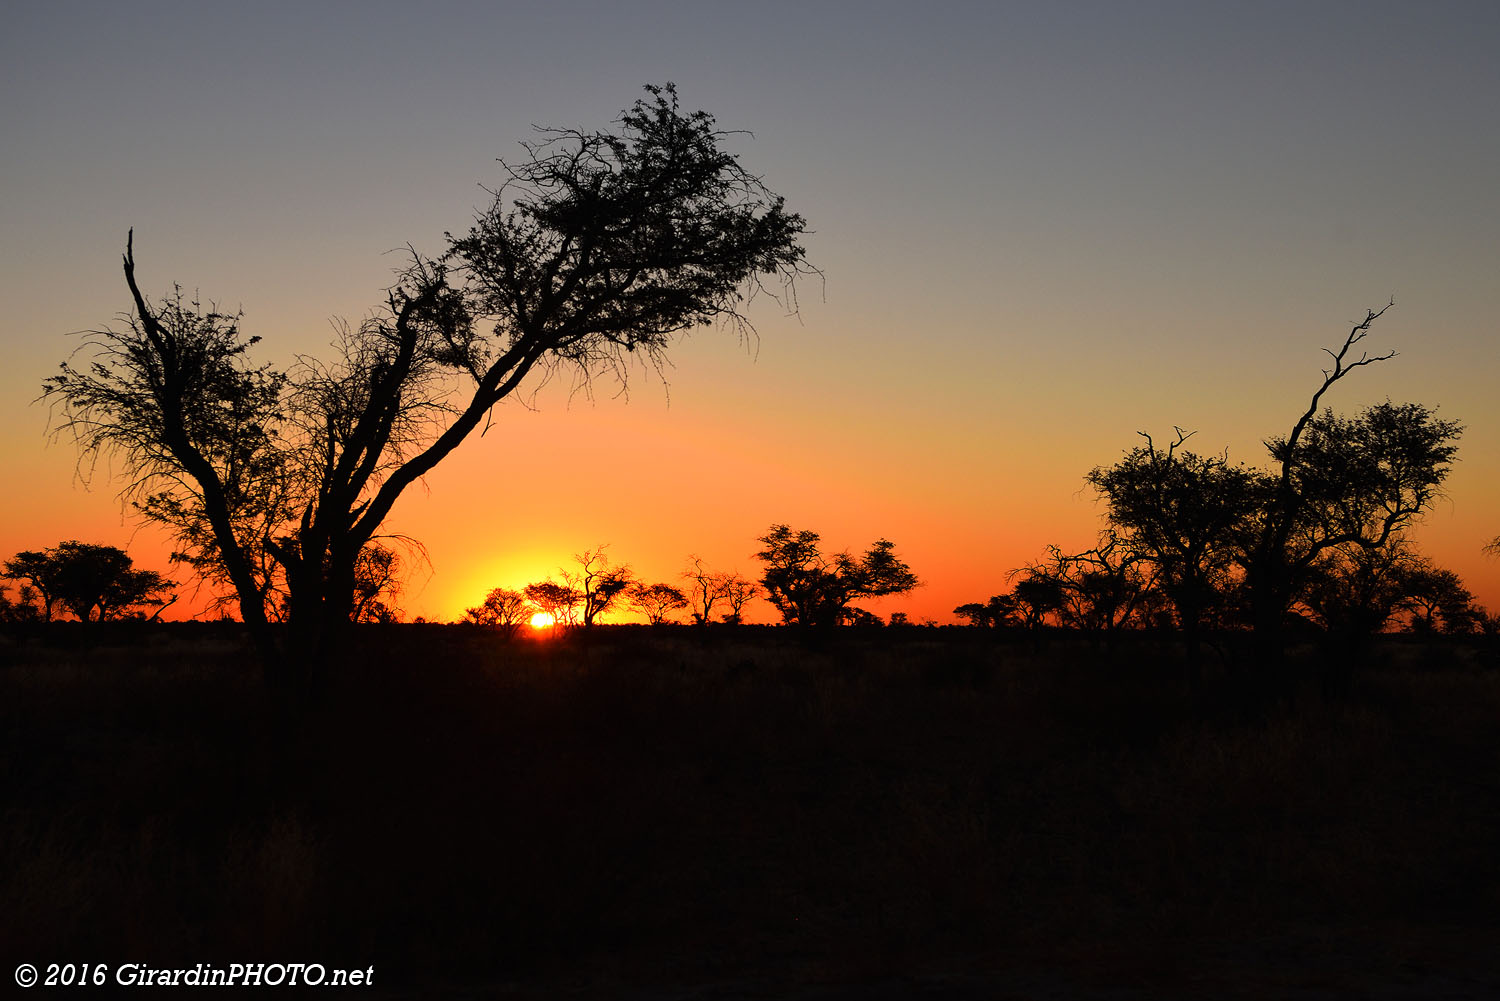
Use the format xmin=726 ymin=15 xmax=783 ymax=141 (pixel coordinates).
xmin=0 ymin=524 xmax=923 ymax=634
xmin=459 ymin=527 xmax=921 ymax=634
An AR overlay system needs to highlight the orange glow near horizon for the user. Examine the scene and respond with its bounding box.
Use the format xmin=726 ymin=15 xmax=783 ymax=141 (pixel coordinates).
xmin=529 ymin=612 xmax=556 ymax=630
xmin=6 ymin=399 xmax=1497 ymax=628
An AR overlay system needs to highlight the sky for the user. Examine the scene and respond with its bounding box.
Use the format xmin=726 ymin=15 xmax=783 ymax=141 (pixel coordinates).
xmin=2 ymin=0 xmax=1497 ymax=623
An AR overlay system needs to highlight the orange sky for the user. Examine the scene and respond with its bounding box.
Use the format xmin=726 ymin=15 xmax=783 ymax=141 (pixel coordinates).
xmin=2 ymin=3 xmax=1497 ymax=624
xmin=11 ymin=303 xmax=1496 ymax=626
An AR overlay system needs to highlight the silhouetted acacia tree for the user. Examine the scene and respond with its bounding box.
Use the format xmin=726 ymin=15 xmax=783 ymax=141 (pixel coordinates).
xmin=3 ymin=552 xmax=61 ymax=622
xmin=1296 ymin=536 xmax=1469 ymax=695
xmin=1227 ymin=308 xmax=1456 ymax=661
xmin=754 ymin=525 xmax=919 ymax=627
xmin=1244 ymin=386 xmax=1460 ymax=660
xmin=350 ymin=543 xmax=406 ymax=624
xmin=463 ymin=587 xmax=532 ymax=638
xmin=1087 ymin=429 xmax=1263 ymax=660
xmin=0 ymin=583 xmax=44 ymax=623
xmin=1294 ymin=537 xmax=1471 ymax=637
xmin=1297 ymin=538 xmax=1426 ymax=636
xmin=1427 ymin=578 xmax=1482 ymax=635
xmin=524 ymin=581 xmax=581 ymax=628
xmin=681 ymin=555 xmax=726 ymax=625
xmin=626 ymin=582 xmax=688 ymax=624
xmin=1396 ymin=563 xmax=1479 ymax=635
xmin=953 ymin=602 xmax=995 ymax=627
xmin=717 ymin=572 xmax=760 ymax=624
xmin=953 ymin=594 xmax=1023 ymax=628
xmin=43 ymin=84 xmax=811 ymax=681
xmin=1005 ymin=572 xmax=1068 ymax=631
xmin=1088 ymin=306 xmax=1461 ymax=671
xmin=565 ymin=547 xmax=633 ymax=627
xmin=1024 ymin=532 xmax=1163 ymax=644
xmin=2 ymin=542 xmax=174 ymax=622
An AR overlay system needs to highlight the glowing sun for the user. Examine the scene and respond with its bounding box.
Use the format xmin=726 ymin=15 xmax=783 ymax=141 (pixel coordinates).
xmin=529 ymin=612 xmax=556 ymax=629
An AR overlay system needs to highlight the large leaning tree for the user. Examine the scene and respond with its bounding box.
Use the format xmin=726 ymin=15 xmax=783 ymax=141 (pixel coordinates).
xmin=43 ymin=84 xmax=812 ymax=680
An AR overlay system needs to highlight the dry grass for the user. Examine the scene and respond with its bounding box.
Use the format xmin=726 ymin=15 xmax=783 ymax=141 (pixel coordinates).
xmin=3 ymin=624 xmax=1497 ymax=994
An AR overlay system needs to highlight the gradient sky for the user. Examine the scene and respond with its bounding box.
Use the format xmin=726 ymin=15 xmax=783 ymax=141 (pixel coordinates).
xmin=3 ymin=0 xmax=1497 ymax=623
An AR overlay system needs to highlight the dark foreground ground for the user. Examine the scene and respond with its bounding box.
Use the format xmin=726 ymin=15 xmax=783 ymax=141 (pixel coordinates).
xmin=4 ymin=624 xmax=1499 ymax=998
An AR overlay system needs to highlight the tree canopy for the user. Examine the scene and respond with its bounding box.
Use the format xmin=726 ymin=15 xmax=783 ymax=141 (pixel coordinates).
xmin=523 ymin=581 xmax=581 ymax=628
xmin=463 ymin=587 xmax=531 ymax=638
xmin=754 ymin=525 xmax=919 ymax=627
xmin=2 ymin=542 xmax=173 ymax=622
xmin=1086 ymin=431 xmax=1262 ymax=638
xmin=565 ymin=547 xmax=634 ymax=627
xmin=627 ymin=582 xmax=689 ymax=625
xmin=1034 ymin=305 xmax=1466 ymax=657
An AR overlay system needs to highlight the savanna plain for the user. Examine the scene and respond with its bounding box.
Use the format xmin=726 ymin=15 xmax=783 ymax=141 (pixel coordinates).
xmin=5 ymin=624 xmax=1500 ymax=999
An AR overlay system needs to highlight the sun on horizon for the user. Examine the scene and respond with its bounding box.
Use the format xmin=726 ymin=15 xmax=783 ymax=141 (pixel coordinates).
xmin=529 ymin=612 xmax=556 ymax=630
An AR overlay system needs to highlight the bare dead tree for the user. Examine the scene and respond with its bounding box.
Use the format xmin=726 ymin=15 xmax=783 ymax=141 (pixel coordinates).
xmin=564 ymin=546 xmax=633 ymax=627
xmin=717 ymin=572 xmax=761 ymax=624
xmin=682 ymin=554 xmax=724 ymax=625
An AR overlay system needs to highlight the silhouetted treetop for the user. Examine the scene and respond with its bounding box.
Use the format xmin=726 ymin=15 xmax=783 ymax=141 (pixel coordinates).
xmin=627 ymin=582 xmax=689 ymax=625
xmin=1266 ymin=401 xmax=1460 ymax=548
xmin=2 ymin=542 xmax=173 ymax=622
xmin=524 ymin=581 xmax=582 ymax=628
xmin=463 ymin=587 xmax=531 ymax=639
xmin=446 ymin=83 xmax=815 ymax=389
xmin=755 ymin=525 xmax=918 ymax=627
xmin=1067 ymin=304 xmax=1464 ymax=664
xmin=1087 ymin=429 xmax=1263 ymax=643
xmin=1298 ymin=537 xmax=1476 ymax=637
xmin=566 ymin=547 xmax=633 ymax=627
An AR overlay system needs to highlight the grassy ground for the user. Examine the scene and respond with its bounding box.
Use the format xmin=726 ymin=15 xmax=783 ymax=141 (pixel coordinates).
xmin=3 ymin=624 xmax=1498 ymax=997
